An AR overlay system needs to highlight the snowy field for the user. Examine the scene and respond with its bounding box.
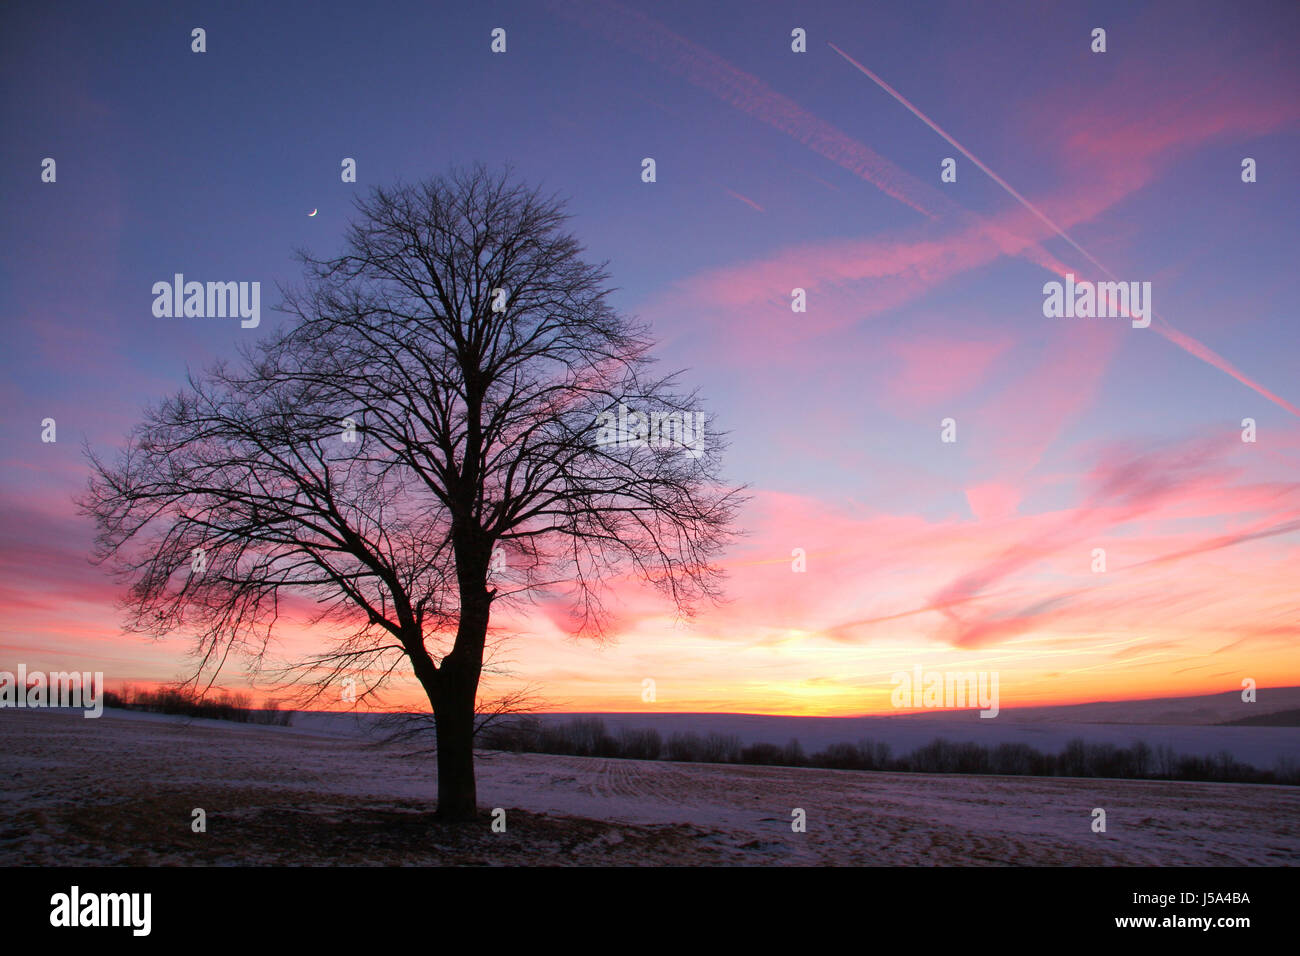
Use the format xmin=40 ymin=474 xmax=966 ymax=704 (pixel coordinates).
xmin=1 ymin=709 xmax=1297 ymax=865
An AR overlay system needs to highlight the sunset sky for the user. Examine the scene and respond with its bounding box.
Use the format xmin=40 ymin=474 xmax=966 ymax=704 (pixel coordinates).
xmin=2 ymin=0 xmax=1297 ymax=716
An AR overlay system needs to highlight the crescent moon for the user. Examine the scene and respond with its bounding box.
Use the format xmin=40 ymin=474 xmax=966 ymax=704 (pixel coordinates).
xmin=308 ymin=208 xmax=318 ymax=217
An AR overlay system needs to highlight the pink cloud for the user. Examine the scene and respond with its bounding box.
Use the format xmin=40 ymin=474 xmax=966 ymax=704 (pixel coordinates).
xmin=884 ymin=333 xmax=1012 ymax=405
xmin=724 ymin=189 xmax=765 ymax=213
xmin=965 ymin=482 xmax=1021 ymax=522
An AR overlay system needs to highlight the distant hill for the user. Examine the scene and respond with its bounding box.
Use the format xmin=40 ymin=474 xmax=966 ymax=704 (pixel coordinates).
xmin=866 ymin=686 xmax=1300 ymax=725
xmin=518 ymin=688 xmax=1300 ymax=767
xmin=1220 ymin=708 xmax=1300 ymax=727
xmin=541 ymin=686 xmax=1300 ymax=727
xmin=94 ymin=685 xmax=1300 ymax=768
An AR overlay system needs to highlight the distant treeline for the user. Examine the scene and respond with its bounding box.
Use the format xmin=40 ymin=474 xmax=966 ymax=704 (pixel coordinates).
xmin=103 ymin=686 xmax=294 ymax=726
xmin=477 ymin=716 xmax=1300 ymax=786
xmin=1220 ymin=708 xmax=1300 ymax=727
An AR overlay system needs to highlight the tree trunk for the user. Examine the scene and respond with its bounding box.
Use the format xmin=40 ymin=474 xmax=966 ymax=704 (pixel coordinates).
xmin=434 ymin=664 xmax=479 ymax=821
xmin=432 ymin=583 xmax=492 ymax=821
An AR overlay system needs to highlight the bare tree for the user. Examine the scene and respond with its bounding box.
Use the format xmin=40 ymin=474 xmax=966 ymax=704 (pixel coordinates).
xmin=81 ymin=165 xmax=743 ymax=820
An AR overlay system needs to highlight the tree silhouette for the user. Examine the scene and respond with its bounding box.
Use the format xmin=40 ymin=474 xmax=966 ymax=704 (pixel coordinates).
xmin=81 ymin=165 xmax=743 ymax=820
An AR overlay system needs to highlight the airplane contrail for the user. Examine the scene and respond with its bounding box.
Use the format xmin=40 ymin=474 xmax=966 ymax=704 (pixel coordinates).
xmin=828 ymin=41 xmax=1300 ymax=418
xmin=828 ymin=42 xmax=1114 ymax=281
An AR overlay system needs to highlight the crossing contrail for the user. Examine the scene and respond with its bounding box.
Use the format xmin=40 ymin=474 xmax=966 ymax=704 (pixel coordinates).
xmin=828 ymin=41 xmax=1300 ymax=417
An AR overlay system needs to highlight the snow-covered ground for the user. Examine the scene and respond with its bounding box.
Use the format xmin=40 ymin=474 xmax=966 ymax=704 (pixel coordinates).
xmin=1 ymin=709 xmax=1296 ymax=865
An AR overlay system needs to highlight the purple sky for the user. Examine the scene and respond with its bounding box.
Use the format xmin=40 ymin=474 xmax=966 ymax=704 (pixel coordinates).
xmin=2 ymin=0 xmax=1298 ymax=714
